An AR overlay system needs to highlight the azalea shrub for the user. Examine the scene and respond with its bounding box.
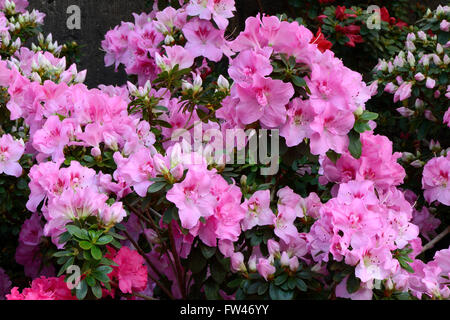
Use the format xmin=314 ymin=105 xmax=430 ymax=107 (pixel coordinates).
xmin=0 ymin=0 xmax=449 ymax=301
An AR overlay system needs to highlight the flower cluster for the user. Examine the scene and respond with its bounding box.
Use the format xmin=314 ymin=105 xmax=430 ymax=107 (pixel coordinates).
xmin=0 ymin=0 xmax=449 ymax=301
xmin=6 ymin=276 xmax=76 ymax=300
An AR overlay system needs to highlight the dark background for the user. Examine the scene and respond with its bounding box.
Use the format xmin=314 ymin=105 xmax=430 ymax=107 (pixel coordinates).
xmin=28 ymin=0 xmax=445 ymax=88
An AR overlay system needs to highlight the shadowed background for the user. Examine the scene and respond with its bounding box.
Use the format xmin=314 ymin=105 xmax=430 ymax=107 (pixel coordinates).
xmin=28 ymin=0 xmax=445 ymax=88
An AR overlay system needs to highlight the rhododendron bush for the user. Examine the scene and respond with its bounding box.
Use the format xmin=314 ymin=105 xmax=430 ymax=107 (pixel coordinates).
xmin=0 ymin=0 xmax=449 ymax=301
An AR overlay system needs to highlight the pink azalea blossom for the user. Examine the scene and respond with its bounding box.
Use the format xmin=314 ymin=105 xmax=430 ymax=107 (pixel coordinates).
xmin=6 ymin=276 xmax=76 ymax=300
xmin=0 ymin=134 xmax=25 ymax=177
xmin=422 ymin=155 xmax=450 ymax=206
xmin=111 ymin=247 xmax=148 ymax=294
xmin=235 ymin=74 xmax=294 ymax=128
xmin=241 ymin=190 xmax=275 ymax=231
xmin=182 ymin=18 xmax=224 ymax=62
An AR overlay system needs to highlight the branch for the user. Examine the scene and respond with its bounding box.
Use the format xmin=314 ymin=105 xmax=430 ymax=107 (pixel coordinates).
xmin=123 ymin=230 xmax=176 ymax=300
xmin=168 ymin=221 xmax=187 ymax=299
xmin=255 ymin=0 xmax=264 ymax=13
xmin=421 ymin=226 xmax=450 ymax=254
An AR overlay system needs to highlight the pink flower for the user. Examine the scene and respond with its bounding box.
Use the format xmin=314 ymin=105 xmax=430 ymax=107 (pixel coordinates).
xmin=280 ymin=98 xmax=314 ymax=147
xmin=228 ymin=48 xmax=272 ymax=85
xmin=426 ymin=77 xmax=436 ymax=89
xmin=274 ymin=206 xmax=298 ymax=244
xmin=182 ymin=18 xmax=225 ymax=62
xmin=111 ymin=247 xmax=148 ymax=294
xmin=156 ymin=45 xmax=194 ymax=71
xmin=335 ymin=276 xmax=373 ymax=300
xmin=207 ymin=0 xmax=235 ymax=30
xmin=256 ymin=258 xmax=276 ymax=281
xmin=422 ymin=155 xmax=450 ymax=206
xmin=100 ymin=202 xmax=128 ymax=225
xmin=0 ymin=12 xmax=8 ymax=33
xmin=393 ymin=82 xmax=412 ymax=102
xmin=186 ymin=0 xmax=212 ymax=21
xmin=241 ymin=190 xmax=275 ymax=231
xmin=0 ymin=134 xmax=25 ymax=177
xmin=166 ymin=165 xmax=217 ymax=230
xmin=412 ymin=207 xmax=441 ymax=241
xmin=235 ymin=75 xmax=294 ymax=128
xmin=444 ymin=107 xmax=450 ymax=127
xmin=440 ymin=20 xmax=449 ymax=32
xmin=320 ymin=131 xmax=405 ymax=190
xmin=0 ymin=0 xmax=29 ymax=12
xmin=32 ymin=116 xmax=73 ymax=162
xmin=309 ymin=106 xmax=354 ymax=155
xmin=113 ymin=148 xmax=156 ymax=197
xmin=354 ymin=245 xmax=398 ymax=283
xmin=6 ymin=276 xmax=76 ymax=300
xmin=186 ymin=0 xmax=235 ymax=30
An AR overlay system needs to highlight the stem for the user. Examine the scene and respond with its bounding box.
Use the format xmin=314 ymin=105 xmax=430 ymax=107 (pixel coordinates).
xmin=255 ymin=0 xmax=264 ymax=13
xmin=132 ymin=292 xmax=157 ymax=300
xmin=111 ymin=280 xmax=157 ymax=300
xmin=123 ymin=230 xmax=176 ymax=300
xmin=168 ymin=221 xmax=187 ymax=299
xmin=421 ymin=226 xmax=450 ymax=254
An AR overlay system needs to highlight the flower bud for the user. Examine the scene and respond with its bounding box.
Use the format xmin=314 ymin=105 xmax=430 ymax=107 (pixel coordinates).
xmin=407 ymin=51 xmax=415 ymax=66
xmin=426 ymin=77 xmax=436 ymax=89
xmin=267 ymin=239 xmax=280 ymax=258
xmin=414 ymin=72 xmax=425 ymax=81
xmin=417 ymin=30 xmax=427 ymax=41
xmin=217 ymin=75 xmax=230 ymax=92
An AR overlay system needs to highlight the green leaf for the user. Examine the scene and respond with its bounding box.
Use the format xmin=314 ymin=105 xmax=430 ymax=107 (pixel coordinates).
xmin=326 ymin=150 xmax=341 ymax=164
xmin=96 ymin=266 xmax=113 ymax=275
xmin=53 ymin=250 xmax=72 ymax=258
xmin=274 ymin=273 xmax=288 ymax=286
xmin=398 ymin=257 xmax=414 ymax=273
xmin=227 ymin=278 xmax=243 ymax=289
xmin=188 ymin=249 xmax=207 ymax=274
xmin=163 ymin=207 xmax=179 ymax=225
xmin=95 ymin=235 xmax=113 ymax=245
xmin=269 ymin=283 xmax=294 ymax=300
xmin=360 ymin=111 xmax=378 ymax=121
xmin=211 ymin=260 xmax=226 ymax=284
xmin=91 ymin=283 xmax=103 ymax=299
xmin=91 ymin=246 xmax=102 ymax=260
xmin=76 ymin=279 xmax=88 ymax=300
xmin=204 ymin=279 xmax=220 ymax=300
xmin=292 ymin=75 xmax=307 ymax=88
xmin=147 ymin=182 xmax=167 ymax=193
xmin=57 ymin=257 xmax=75 ymax=277
xmin=66 ymin=225 xmax=87 ymax=239
xmin=58 ymin=231 xmax=72 ymax=244
xmin=92 ymin=271 xmax=111 ymax=284
xmin=295 ymin=278 xmax=307 ymax=292
xmin=79 ymin=241 xmax=93 ymax=250
xmin=348 ymin=130 xmax=362 ymax=159
xmin=257 ymin=282 xmax=269 ymax=295
xmin=100 ymin=257 xmax=118 ymax=267
xmin=346 ymin=272 xmax=361 ymax=294
xmin=85 ymin=275 xmax=96 ymax=287
xmin=354 ymin=121 xmax=372 ymax=134
xmin=153 ymin=105 xmax=169 ymax=112
xmin=200 ymin=245 xmax=216 ymax=259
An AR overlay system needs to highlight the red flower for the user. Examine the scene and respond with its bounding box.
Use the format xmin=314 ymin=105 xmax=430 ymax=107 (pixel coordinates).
xmin=318 ymin=0 xmax=336 ymax=4
xmin=310 ymin=28 xmax=333 ymax=53
xmin=380 ymin=7 xmax=390 ymax=23
xmin=335 ymin=6 xmax=357 ymax=21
